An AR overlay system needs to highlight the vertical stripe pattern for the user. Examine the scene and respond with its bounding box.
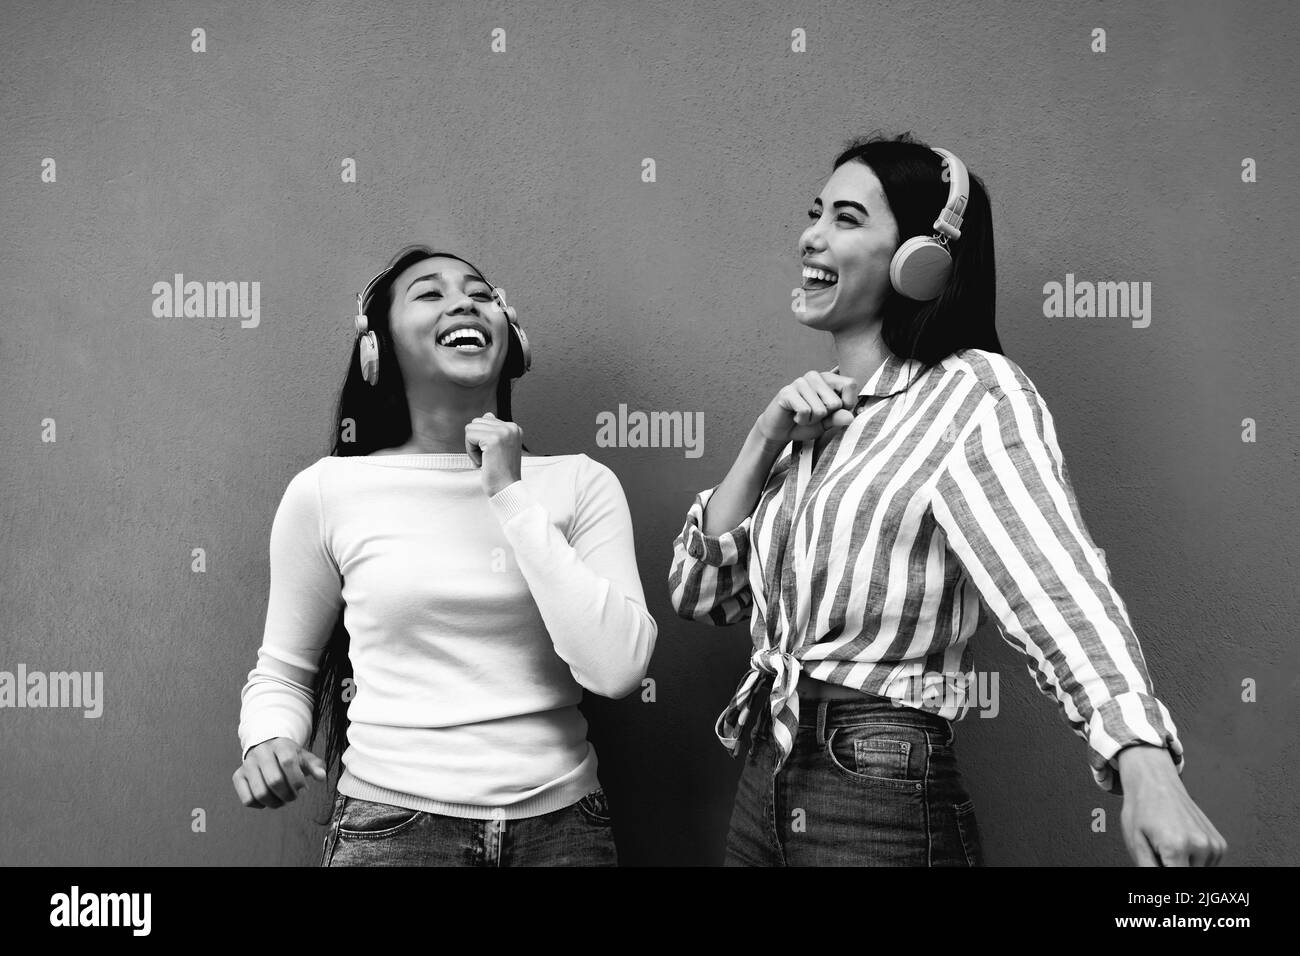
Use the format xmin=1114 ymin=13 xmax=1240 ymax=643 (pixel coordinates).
xmin=668 ymin=348 xmax=1184 ymax=792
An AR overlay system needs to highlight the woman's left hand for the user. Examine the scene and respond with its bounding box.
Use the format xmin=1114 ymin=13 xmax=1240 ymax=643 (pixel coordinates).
xmin=465 ymin=412 xmax=523 ymax=498
xmin=1116 ymin=744 xmax=1227 ymax=866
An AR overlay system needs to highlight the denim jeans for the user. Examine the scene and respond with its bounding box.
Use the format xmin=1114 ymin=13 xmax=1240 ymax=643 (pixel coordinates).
xmin=724 ymin=680 xmax=985 ymax=866
xmin=320 ymin=787 xmax=618 ymax=867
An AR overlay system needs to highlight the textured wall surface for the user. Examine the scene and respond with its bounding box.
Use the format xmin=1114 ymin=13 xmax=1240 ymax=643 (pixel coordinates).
xmin=2 ymin=0 xmax=1296 ymax=866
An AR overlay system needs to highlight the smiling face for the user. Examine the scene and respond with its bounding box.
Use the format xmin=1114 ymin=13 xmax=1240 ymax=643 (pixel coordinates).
xmin=387 ymin=256 xmax=509 ymax=390
xmin=796 ymin=161 xmax=900 ymax=331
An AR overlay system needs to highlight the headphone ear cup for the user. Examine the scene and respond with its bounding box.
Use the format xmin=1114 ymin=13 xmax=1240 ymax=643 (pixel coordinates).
xmin=358 ymin=330 xmax=380 ymax=385
xmin=889 ymin=236 xmax=953 ymax=301
xmin=507 ymin=320 xmax=531 ymax=374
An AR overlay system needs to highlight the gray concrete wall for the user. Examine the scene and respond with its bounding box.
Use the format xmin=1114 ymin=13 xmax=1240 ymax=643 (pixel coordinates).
xmin=2 ymin=0 xmax=1296 ymax=865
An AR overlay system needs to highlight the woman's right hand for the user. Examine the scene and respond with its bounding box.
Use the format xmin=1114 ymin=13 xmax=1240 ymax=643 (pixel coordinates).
xmin=233 ymin=737 xmax=328 ymax=809
xmin=754 ymin=370 xmax=862 ymax=445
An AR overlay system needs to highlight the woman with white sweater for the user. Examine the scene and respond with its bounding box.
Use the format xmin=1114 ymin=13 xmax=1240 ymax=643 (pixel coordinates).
xmin=233 ymin=245 xmax=657 ymax=866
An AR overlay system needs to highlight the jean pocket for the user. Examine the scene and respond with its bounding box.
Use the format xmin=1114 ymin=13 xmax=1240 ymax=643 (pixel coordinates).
xmin=575 ymin=787 xmax=613 ymax=827
xmin=320 ymin=791 xmax=346 ymax=866
xmin=336 ymin=796 xmax=424 ymax=839
xmin=954 ymin=799 xmax=985 ymax=866
xmin=825 ymin=724 xmax=927 ymax=791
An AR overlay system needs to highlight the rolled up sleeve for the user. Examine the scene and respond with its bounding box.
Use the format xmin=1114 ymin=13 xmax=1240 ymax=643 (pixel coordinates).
xmin=668 ymin=487 xmax=755 ymax=627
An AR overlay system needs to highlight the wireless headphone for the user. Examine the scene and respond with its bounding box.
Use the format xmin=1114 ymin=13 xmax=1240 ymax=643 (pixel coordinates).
xmin=887 ymin=147 xmax=969 ymax=301
xmin=353 ymin=261 xmax=532 ymax=387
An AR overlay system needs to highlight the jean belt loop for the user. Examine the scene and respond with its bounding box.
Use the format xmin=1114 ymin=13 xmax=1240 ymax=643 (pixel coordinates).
xmin=816 ymin=699 xmax=829 ymax=745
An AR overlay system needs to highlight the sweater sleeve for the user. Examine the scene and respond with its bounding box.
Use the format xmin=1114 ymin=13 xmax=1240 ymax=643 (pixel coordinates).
xmin=488 ymin=456 xmax=657 ymax=699
xmin=237 ymin=462 xmax=343 ymax=761
xmin=931 ymin=385 xmax=1184 ymax=794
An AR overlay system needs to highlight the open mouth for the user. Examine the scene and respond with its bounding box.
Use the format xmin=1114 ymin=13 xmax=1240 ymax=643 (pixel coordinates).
xmin=802 ymin=265 xmax=839 ymax=293
xmin=436 ymin=325 xmax=491 ymax=352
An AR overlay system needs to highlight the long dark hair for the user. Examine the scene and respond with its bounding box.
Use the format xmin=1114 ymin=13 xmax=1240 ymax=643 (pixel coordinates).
xmin=830 ymin=131 xmax=1002 ymax=391
xmin=306 ymin=245 xmax=530 ymax=810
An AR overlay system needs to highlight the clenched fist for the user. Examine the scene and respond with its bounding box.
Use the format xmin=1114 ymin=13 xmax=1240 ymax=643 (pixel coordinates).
xmin=465 ymin=412 xmax=524 ymax=497
xmin=233 ymin=737 xmax=327 ymax=809
xmin=755 ymin=370 xmax=862 ymax=445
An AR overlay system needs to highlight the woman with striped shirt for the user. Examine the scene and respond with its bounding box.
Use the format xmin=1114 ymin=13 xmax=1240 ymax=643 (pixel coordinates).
xmin=668 ymin=133 xmax=1226 ymax=866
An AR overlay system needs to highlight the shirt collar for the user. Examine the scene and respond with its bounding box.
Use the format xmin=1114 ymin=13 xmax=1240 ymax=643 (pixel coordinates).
xmin=830 ymin=351 xmax=922 ymax=402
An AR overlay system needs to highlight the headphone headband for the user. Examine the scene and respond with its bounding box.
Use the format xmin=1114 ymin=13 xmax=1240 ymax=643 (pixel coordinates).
xmin=357 ymin=266 xmax=505 ymax=312
xmin=928 ymin=147 xmax=969 ymax=243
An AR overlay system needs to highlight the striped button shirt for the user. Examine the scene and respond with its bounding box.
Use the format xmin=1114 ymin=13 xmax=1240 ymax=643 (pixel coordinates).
xmin=668 ymin=348 xmax=1184 ymax=793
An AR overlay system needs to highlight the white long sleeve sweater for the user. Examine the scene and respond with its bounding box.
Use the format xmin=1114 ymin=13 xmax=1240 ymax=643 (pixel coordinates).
xmin=237 ymin=451 xmax=657 ymax=819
